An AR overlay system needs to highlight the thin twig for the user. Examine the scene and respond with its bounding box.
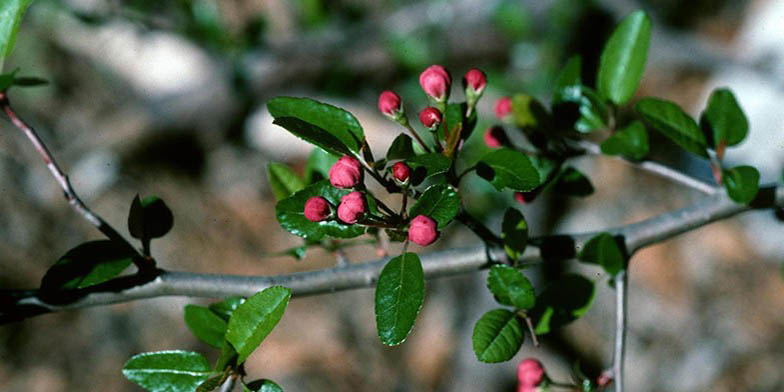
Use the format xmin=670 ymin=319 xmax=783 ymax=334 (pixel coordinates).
xmin=0 ymin=92 xmax=149 ymax=270
xmin=612 ymin=270 xmax=628 ymax=392
xmin=403 ymin=121 xmax=431 ymax=153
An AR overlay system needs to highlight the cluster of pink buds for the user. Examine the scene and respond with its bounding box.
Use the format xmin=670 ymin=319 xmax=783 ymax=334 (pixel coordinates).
xmin=304 ymin=156 xmax=368 ymax=224
xmin=517 ymin=358 xmax=549 ymax=392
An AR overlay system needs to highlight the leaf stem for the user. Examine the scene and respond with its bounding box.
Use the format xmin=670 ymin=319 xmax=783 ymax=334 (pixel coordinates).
xmin=402 ymin=121 xmax=432 ymax=153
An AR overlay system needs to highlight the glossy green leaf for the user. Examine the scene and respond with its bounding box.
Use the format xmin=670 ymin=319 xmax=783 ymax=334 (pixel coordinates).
xmin=128 ymin=195 xmax=174 ymax=240
xmin=226 ymin=286 xmax=291 ymax=364
xmin=408 ymin=184 xmax=460 ymax=229
xmin=532 ymin=274 xmax=595 ymax=334
xmin=723 ymin=165 xmax=760 ymax=204
xmin=244 ymin=379 xmax=284 ymax=392
xmin=436 ymin=102 xmax=477 ymax=141
xmin=501 ymin=208 xmax=528 ymax=261
xmin=268 ymin=97 xmax=364 ymax=154
xmin=275 ymin=180 xmax=366 ymax=240
xmin=304 ymin=147 xmax=339 ymax=184
xmin=196 ymin=375 xmax=225 ymax=392
xmin=487 ymin=265 xmax=535 ymax=310
xmin=122 ymin=351 xmax=212 ymax=392
xmin=700 ymin=88 xmax=748 ymax=148
xmin=375 ymin=252 xmax=425 ymax=346
xmin=406 ymin=153 xmax=451 ymax=184
xmin=597 ymin=10 xmax=651 ymax=105
xmin=40 ymin=240 xmax=136 ymax=290
xmin=386 ymin=133 xmax=415 ymax=161
xmin=209 ymin=296 xmax=245 ymax=321
xmin=477 ymin=148 xmax=541 ymax=192
xmin=636 ymin=98 xmax=709 ymax=158
xmin=553 ymin=85 xmax=608 ymax=133
xmin=267 ymin=162 xmax=305 ymax=201
xmin=554 ymin=55 xmax=582 ymax=90
xmin=0 ymin=0 xmax=32 ymax=70
xmin=214 ymin=340 xmax=238 ymax=372
xmin=600 ymin=120 xmax=649 ymax=160
xmin=552 ymin=167 xmax=594 ymax=197
xmin=184 ymin=305 xmax=228 ymax=348
xmin=578 ymin=233 xmax=625 ymax=276
xmin=472 ymin=309 xmax=524 ymax=363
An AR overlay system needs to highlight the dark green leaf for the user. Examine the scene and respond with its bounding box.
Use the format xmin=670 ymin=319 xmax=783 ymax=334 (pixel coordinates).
xmin=511 ymin=94 xmax=548 ymax=129
xmin=226 ymin=286 xmax=291 ymax=364
xmin=408 ymin=184 xmax=460 ymax=229
xmin=700 ymin=88 xmax=748 ymax=148
xmin=532 ymin=274 xmax=595 ymax=334
xmin=375 ymin=252 xmax=425 ymax=346
xmin=472 ymin=309 xmax=524 ymax=363
xmin=214 ymin=340 xmax=237 ymax=372
xmin=477 ymin=148 xmax=541 ymax=192
xmin=244 ymin=379 xmax=284 ymax=392
xmin=600 ymin=120 xmax=649 ymax=160
xmin=128 ymin=195 xmax=174 ymax=240
xmin=40 ymin=240 xmax=135 ymax=290
xmin=501 ymin=208 xmax=528 ymax=261
xmin=271 ymin=116 xmax=351 ymax=156
xmin=554 ymin=55 xmax=582 ymax=90
xmin=552 ymin=167 xmax=594 ymax=197
xmin=406 ymin=153 xmax=451 ymax=184
xmin=268 ymin=97 xmax=364 ymax=154
xmin=184 ymin=305 xmax=228 ymax=348
xmin=723 ymin=165 xmax=760 ymax=204
xmin=636 ymin=98 xmax=709 ymax=158
xmin=267 ymin=162 xmax=305 ymax=201
xmin=304 ymin=147 xmax=339 ymax=184
xmin=0 ymin=0 xmax=32 ymax=68
xmin=12 ymin=76 xmax=47 ymax=86
xmin=597 ymin=10 xmax=651 ymax=105
xmin=578 ymin=233 xmax=625 ymax=276
xmin=487 ymin=265 xmax=535 ymax=310
xmin=436 ymin=102 xmax=477 ymax=142
xmin=122 ymin=351 xmax=212 ymax=392
xmin=196 ymin=375 xmax=225 ymax=392
xmin=553 ymin=85 xmax=608 ymax=133
xmin=275 ymin=180 xmax=367 ymax=240
xmin=386 ymin=133 xmax=415 ymax=161
xmin=208 ymin=296 xmax=245 ymax=321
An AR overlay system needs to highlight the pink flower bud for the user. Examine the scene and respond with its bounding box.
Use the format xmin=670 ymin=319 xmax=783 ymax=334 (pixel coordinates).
xmin=329 ymin=156 xmax=363 ymax=188
xmin=337 ymin=191 xmax=366 ymax=224
xmin=378 ymin=90 xmax=402 ymax=117
xmin=392 ymin=162 xmax=410 ymax=183
xmin=517 ymin=358 xmax=546 ymax=388
xmin=484 ymin=126 xmax=508 ymax=148
xmin=596 ymin=370 xmax=613 ymax=387
xmin=463 ymin=68 xmax=487 ymax=93
xmin=408 ymin=215 xmax=438 ymax=246
xmin=495 ymin=96 xmax=513 ymax=119
xmin=419 ymin=65 xmax=451 ymax=101
xmin=514 ymin=191 xmax=534 ymax=204
xmin=304 ymin=196 xmax=331 ymax=222
xmin=419 ymin=107 xmax=443 ymax=129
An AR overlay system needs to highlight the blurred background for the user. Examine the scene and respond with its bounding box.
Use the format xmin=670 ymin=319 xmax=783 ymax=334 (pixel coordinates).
xmin=1 ymin=0 xmax=783 ymax=391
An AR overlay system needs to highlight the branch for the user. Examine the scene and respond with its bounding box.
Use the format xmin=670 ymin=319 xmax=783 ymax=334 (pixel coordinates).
xmin=612 ymin=271 xmax=628 ymax=392
xmin=3 ymin=184 xmax=782 ymax=323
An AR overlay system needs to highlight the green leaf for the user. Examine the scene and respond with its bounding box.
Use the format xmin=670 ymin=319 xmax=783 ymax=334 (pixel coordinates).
xmin=554 ymin=55 xmax=582 ymax=90
xmin=436 ymin=102 xmax=477 ymax=141
xmin=511 ymin=94 xmax=548 ymax=129
xmin=12 ymin=75 xmax=47 ymax=86
xmin=532 ymin=274 xmax=595 ymax=334
xmin=208 ymin=297 xmax=245 ymax=321
xmin=723 ymin=165 xmax=760 ymax=204
xmin=304 ymin=147 xmax=339 ymax=184
xmin=408 ymin=184 xmax=460 ymax=229
xmin=636 ymin=98 xmax=709 ymax=158
xmin=578 ymin=233 xmax=625 ymax=276
xmin=487 ymin=265 xmax=535 ymax=310
xmin=196 ymin=375 xmax=225 ymax=392
xmin=374 ymin=252 xmax=425 ymax=346
xmin=553 ymin=85 xmax=608 ymax=133
xmin=226 ymin=286 xmax=291 ymax=364
xmin=552 ymin=167 xmax=594 ymax=197
xmin=40 ymin=240 xmax=136 ymax=291
xmin=501 ymin=208 xmax=528 ymax=261
xmin=128 ymin=195 xmax=174 ymax=240
xmin=472 ymin=309 xmax=524 ymax=363
xmin=214 ymin=340 xmax=238 ymax=372
xmin=268 ymin=97 xmax=364 ymax=154
xmin=700 ymin=88 xmax=748 ymax=148
xmin=386 ymin=133 xmax=415 ymax=161
xmin=122 ymin=351 xmax=212 ymax=392
xmin=244 ymin=379 xmax=284 ymax=392
xmin=0 ymin=68 xmax=18 ymax=90
xmin=477 ymin=148 xmax=541 ymax=192
xmin=597 ymin=10 xmax=651 ymax=105
xmin=184 ymin=305 xmax=228 ymax=348
xmin=406 ymin=153 xmax=451 ymax=184
xmin=600 ymin=120 xmax=649 ymax=160
xmin=0 ymin=0 xmax=32 ymax=70
xmin=275 ymin=180 xmax=367 ymax=240
xmin=267 ymin=162 xmax=305 ymax=201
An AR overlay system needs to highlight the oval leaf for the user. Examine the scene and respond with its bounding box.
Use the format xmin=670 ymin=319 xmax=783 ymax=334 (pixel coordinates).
xmin=304 ymin=147 xmax=339 ymax=184
xmin=386 ymin=133 xmax=415 ymax=161
xmin=700 ymin=88 xmax=748 ymax=148
xmin=477 ymin=148 xmax=541 ymax=192
xmin=267 ymin=162 xmax=305 ymax=201
xmin=226 ymin=286 xmax=291 ymax=364
xmin=501 ymin=208 xmax=528 ymax=261
xmin=408 ymin=184 xmax=460 ymax=229
xmin=122 ymin=350 xmax=211 ymax=392
xmin=578 ymin=233 xmax=626 ymax=276
xmin=406 ymin=153 xmax=451 ymax=185
xmin=184 ymin=305 xmax=228 ymax=348
xmin=244 ymin=379 xmax=284 ymax=392
xmin=597 ymin=10 xmax=651 ymax=105
xmin=128 ymin=195 xmax=174 ymax=240
xmin=40 ymin=240 xmax=136 ymax=291
xmin=723 ymin=165 xmax=760 ymax=204
xmin=275 ymin=180 xmax=367 ymax=240
xmin=268 ymin=97 xmax=364 ymax=154
xmin=552 ymin=167 xmax=594 ymax=197
xmin=600 ymin=120 xmax=649 ymax=160
xmin=472 ymin=309 xmax=524 ymax=363
xmin=532 ymin=274 xmax=595 ymax=334
xmin=208 ymin=296 xmax=245 ymax=321
xmin=0 ymin=0 xmax=32 ymax=67
xmin=636 ymin=98 xmax=709 ymax=158
xmin=487 ymin=265 xmax=535 ymax=310
xmin=375 ymin=252 xmax=425 ymax=346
